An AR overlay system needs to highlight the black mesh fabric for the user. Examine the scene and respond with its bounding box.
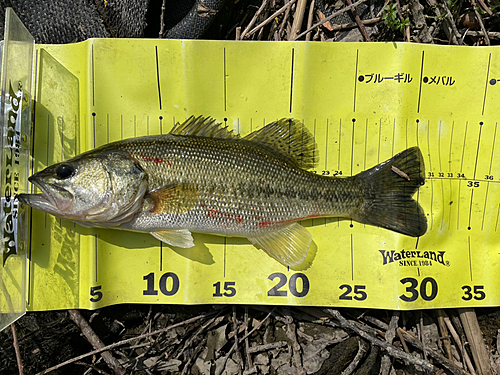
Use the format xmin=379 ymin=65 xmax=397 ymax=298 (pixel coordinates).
xmin=0 ymin=0 xmax=110 ymax=43
xmin=0 ymin=0 xmax=227 ymax=43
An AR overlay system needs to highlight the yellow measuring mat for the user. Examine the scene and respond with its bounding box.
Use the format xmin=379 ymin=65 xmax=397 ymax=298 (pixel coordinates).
xmin=3 ymin=34 xmax=500 ymax=314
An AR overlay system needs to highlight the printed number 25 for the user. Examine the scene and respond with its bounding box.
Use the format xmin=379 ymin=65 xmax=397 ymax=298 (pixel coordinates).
xmin=339 ymin=284 xmax=367 ymax=301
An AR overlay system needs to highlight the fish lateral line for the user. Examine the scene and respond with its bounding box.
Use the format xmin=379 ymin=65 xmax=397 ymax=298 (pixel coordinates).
xmin=256 ymin=214 xmax=329 ymax=228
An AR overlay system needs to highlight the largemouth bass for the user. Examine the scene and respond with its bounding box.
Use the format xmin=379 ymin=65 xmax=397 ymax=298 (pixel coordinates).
xmin=18 ymin=116 xmax=427 ymax=266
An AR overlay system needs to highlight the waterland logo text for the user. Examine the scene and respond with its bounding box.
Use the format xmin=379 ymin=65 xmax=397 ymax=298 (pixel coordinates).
xmin=379 ymin=249 xmax=449 ymax=267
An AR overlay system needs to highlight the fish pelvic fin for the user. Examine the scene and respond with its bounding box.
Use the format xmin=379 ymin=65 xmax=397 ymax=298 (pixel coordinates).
xmin=248 ymin=223 xmax=312 ymax=267
xmin=151 ymin=229 xmax=195 ymax=248
xmin=352 ymin=147 xmax=427 ymax=237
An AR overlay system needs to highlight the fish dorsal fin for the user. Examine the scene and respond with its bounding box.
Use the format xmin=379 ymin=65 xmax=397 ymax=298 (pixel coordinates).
xmin=151 ymin=229 xmax=195 ymax=248
xmin=148 ymin=184 xmax=199 ymax=214
xmin=244 ymin=119 xmax=317 ymax=169
xmin=248 ymin=223 xmax=312 ymax=267
xmin=170 ymin=115 xmax=237 ymax=139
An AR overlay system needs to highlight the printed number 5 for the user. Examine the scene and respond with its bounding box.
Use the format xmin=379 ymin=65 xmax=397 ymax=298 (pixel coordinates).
xmin=90 ymin=285 xmax=103 ymax=302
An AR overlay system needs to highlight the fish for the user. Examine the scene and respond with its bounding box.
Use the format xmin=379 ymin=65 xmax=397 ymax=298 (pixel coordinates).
xmin=18 ymin=116 xmax=427 ymax=266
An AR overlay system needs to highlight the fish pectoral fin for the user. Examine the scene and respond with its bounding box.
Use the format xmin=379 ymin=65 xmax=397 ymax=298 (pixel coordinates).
xmin=248 ymin=223 xmax=312 ymax=267
xmin=150 ymin=229 xmax=195 ymax=248
xmin=148 ymin=184 xmax=199 ymax=214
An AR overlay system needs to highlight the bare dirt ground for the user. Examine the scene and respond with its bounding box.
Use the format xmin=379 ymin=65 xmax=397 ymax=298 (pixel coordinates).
xmin=2 ymin=1 xmax=500 ymax=374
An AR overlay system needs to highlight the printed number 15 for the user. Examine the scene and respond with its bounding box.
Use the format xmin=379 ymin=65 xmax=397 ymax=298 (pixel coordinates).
xmin=213 ymin=281 xmax=236 ymax=297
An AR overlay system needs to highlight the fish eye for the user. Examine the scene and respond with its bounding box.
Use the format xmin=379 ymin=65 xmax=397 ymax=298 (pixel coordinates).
xmin=56 ymin=164 xmax=75 ymax=179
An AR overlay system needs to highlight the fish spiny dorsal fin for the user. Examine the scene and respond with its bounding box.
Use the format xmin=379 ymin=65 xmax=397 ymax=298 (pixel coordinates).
xmin=169 ymin=115 xmax=237 ymax=139
xmin=244 ymin=119 xmax=318 ymax=169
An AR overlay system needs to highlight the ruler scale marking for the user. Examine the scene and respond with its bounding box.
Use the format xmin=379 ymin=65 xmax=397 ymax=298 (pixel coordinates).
xmin=350 ymin=119 xmax=355 ymax=176
xmin=92 ymin=44 xmax=95 ymax=107
xmin=289 ymin=48 xmax=294 ymax=113
xmin=438 ymin=121 xmax=445 ymax=231
xmin=155 ymin=46 xmax=162 ymax=110
xmin=224 ymin=48 xmax=227 ymax=112
xmin=448 ymin=122 xmax=454 ymax=228
xmin=160 ymin=242 xmax=163 ymax=272
xmin=392 ymin=118 xmax=395 ymax=156
xmin=417 ymin=51 xmax=425 ymax=113
xmin=353 ymin=49 xmax=359 ymax=112
xmin=496 ymin=203 xmax=500 ymax=231
xmin=457 ymin=122 xmax=469 ymax=230
xmin=378 ymin=119 xmax=381 ymax=163
xmin=468 ymin=190 xmax=474 ymax=230
xmin=468 ymin=236 xmax=473 ymax=282
xmin=472 ymin=122 xmax=483 ymax=180
xmin=350 ymin=234 xmax=354 ymax=281
xmin=427 ymin=120 xmax=434 ymax=230
xmin=95 ymin=234 xmax=98 ymax=283
xmin=481 ymin=122 xmax=497 ymax=230
xmin=482 ymin=53 xmax=491 ymax=116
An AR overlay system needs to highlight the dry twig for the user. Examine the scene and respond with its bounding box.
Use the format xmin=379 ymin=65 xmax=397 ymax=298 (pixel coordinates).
xmin=11 ymin=323 xmax=23 ymax=375
xmin=289 ymin=0 xmax=308 ymax=40
xmin=459 ymin=309 xmax=493 ymax=375
xmin=345 ymin=0 xmax=372 ymax=41
xmin=243 ymin=0 xmax=298 ymax=39
xmin=240 ymin=0 xmax=271 ymax=40
xmin=68 ymin=309 xmax=125 ymax=375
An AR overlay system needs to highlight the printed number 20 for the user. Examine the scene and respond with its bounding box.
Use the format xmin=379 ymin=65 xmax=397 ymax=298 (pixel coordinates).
xmin=268 ymin=272 xmax=310 ymax=297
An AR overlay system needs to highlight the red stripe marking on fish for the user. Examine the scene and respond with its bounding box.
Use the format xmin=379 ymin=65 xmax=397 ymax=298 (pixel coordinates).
xmin=205 ymin=206 xmax=244 ymax=224
xmin=139 ymin=154 xmax=171 ymax=166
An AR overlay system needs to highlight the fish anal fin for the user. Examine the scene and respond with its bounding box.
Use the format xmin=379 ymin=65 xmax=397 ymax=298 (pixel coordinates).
xmin=248 ymin=223 xmax=312 ymax=267
xmin=169 ymin=115 xmax=237 ymax=139
xmin=149 ymin=184 xmax=198 ymax=214
xmin=151 ymin=229 xmax=195 ymax=248
xmin=244 ymin=119 xmax=318 ymax=169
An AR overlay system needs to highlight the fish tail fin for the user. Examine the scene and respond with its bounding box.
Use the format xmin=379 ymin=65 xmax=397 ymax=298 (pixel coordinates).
xmin=352 ymin=147 xmax=427 ymax=237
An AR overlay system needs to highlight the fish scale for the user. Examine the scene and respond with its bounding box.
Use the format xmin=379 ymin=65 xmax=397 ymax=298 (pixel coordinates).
xmin=120 ymin=136 xmax=360 ymax=235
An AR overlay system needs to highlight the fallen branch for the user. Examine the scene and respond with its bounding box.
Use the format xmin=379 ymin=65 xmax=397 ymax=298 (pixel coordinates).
xmin=11 ymin=323 xmax=23 ymax=375
xmin=68 ymin=309 xmax=125 ymax=375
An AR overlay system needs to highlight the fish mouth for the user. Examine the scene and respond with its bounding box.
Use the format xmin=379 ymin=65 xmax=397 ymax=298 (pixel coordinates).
xmin=18 ymin=176 xmax=73 ymax=212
